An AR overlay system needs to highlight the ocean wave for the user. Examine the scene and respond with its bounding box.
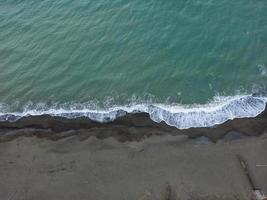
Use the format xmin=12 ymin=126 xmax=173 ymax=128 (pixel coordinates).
xmin=0 ymin=95 xmax=266 ymax=129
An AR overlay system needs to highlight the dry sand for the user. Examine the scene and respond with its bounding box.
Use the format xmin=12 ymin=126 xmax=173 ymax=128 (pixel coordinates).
xmin=0 ymin=131 xmax=266 ymax=200
xmin=0 ymin=108 xmax=267 ymax=200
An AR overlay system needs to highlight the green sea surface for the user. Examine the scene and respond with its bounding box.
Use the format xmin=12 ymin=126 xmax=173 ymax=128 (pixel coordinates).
xmin=0 ymin=0 xmax=267 ymax=111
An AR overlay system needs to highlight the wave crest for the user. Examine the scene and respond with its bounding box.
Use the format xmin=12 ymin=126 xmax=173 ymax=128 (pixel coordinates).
xmin=0 ymin=95 xmax=266 ymax=129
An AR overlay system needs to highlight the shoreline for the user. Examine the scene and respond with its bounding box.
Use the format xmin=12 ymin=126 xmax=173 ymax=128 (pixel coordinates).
xmin=0 ymin=104 xmax=266 ymax=143
xmin=1 ymin=95 xmax=266 ymax=130
xmin=0 ymin=105 xmax=266 ymax=199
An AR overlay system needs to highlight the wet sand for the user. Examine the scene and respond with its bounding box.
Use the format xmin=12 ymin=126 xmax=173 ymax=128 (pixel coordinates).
xmin=0 ymin=107 xmax=267 ymax=199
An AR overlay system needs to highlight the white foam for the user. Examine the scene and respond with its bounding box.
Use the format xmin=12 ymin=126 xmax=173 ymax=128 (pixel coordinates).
xmin=258 ymin=64 xmax=267 ymax=76
xmin=0 ymin=95 xmax=266 ymax=129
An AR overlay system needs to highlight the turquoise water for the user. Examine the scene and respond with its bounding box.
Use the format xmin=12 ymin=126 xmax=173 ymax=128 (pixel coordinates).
xmin=0 ymin=0 xmax=267 ymax=128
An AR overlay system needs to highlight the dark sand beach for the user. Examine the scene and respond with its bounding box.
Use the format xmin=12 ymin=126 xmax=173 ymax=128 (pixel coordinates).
xmin=0 ymin=108 xmax=267 ymax=200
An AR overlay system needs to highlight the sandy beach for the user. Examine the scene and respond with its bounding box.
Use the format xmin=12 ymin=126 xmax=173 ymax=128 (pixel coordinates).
xmin=0 ymin=108 xmax=267 ymax=200
xmin=0 ymin=131 xmax=267 ymax=200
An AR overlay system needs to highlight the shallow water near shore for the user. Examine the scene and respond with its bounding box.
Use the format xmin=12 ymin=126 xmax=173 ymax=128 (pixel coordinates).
xmin=0 ymin=0 xmax=267 ymax=128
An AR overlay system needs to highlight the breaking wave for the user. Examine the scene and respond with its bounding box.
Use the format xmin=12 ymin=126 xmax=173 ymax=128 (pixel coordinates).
xmin=0 ymin=95 xmax=266 ymax=129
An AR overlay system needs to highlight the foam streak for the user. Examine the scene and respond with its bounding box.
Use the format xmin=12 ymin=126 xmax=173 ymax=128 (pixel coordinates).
xmin=0 ymin=95 xmax=266 ymax=129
